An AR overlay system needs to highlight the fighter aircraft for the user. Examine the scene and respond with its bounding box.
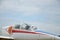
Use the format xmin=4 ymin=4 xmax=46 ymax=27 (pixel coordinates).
xmin=2 ymin=24 xmax=60 ymax=40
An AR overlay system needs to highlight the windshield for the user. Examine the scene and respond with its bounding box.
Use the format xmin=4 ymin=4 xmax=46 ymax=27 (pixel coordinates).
xmin=14 ymin=24 xmax=20 ymax=29
xmin=14 ymin=24 xmax=37 ymax=32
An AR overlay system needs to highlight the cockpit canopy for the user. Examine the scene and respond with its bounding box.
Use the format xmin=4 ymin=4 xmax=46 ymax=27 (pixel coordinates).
xmin=14 ymin=24 xmax=20 ymax=29
xmin=13 ymin=24 xmax=37 ymax=31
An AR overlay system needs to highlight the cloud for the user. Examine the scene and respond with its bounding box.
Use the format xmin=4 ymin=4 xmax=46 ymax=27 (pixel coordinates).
xmin=0 ymin=0 xmax=57 ymax=16
xmin=0 ymin=0 xmax=40 ymax=16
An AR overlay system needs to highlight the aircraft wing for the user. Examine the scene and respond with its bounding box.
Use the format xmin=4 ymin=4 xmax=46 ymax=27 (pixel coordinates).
xmin=0 ymin=36 xmax=14 ymax=40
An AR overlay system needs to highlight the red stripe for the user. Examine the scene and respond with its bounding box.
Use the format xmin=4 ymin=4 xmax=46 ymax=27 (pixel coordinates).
xmin=12 ymin=30 xmax=40 ymax=34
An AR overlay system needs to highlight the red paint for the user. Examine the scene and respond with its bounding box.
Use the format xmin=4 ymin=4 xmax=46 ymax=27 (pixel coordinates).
xmin=12 ymin=29 xmax=48 ymax=36
xmin=12 ymin=29 xmax=40 ymax=34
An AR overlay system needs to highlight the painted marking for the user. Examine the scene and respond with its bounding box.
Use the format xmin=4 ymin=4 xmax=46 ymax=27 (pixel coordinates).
xmin=7 ymin=26 xmax=12 ymax=34
xmin=12 ymin=30 xmax=49 ymax=36
xmin=12 ymin=29 xmax=40 ymax=34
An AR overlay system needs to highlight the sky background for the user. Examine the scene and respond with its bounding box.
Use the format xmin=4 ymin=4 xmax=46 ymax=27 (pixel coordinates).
xmin=0 ymin=0 xmax=60 ymax=35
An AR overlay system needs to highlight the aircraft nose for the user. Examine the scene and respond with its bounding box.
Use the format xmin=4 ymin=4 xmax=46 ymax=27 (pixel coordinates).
xmin=7 ymin=26 xmax=12 ymax=35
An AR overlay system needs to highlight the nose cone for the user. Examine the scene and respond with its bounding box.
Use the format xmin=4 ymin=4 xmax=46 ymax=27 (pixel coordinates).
xmin=7 ymin=26 xmax=12 ymax=35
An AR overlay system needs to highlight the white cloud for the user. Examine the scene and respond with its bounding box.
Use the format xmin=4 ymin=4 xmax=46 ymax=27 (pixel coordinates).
xmin=0 ymin=0 xmax=40 ymax=16
xmin=0 ymin=0 xmax=57 ymax=16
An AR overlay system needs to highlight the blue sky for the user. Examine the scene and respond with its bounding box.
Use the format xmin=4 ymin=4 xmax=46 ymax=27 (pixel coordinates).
xmin=0 ymin=0 xmax=60 ymax=35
